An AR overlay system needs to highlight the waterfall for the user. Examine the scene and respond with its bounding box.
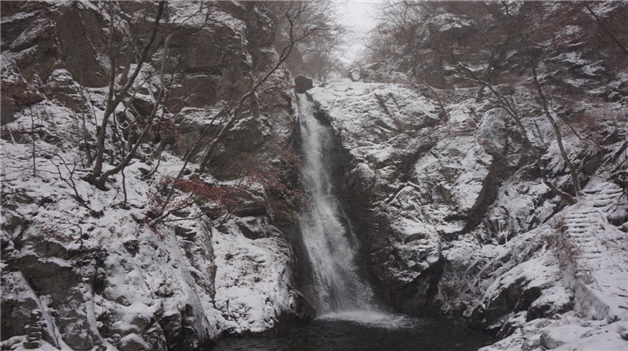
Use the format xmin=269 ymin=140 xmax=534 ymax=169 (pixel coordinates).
xmin=298 ymin=95 xmax=374 ymax=314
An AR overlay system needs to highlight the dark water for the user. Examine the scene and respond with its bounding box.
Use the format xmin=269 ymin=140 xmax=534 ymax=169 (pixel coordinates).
xmin=214 ymin=311 xmax=491 ymax=351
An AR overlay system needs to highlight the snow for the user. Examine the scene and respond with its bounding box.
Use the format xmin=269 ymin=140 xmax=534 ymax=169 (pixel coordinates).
xmin=213 ymin=222 xmax=297 ymax=334
xmin=529 ymin=285 xmax=572 ymax=314
xmin=3 ymin=338 xmax=70 ymax=351
xmin=474 ymin=176 xmax=628 ymax=350
xmin=2 ymin=1 xmax=628 ymax=348
xmin=481 ymin=317 xmax=628 ymax=351
xmin=309 ymin=80 xmax=437 ymax=153
xmin=1 ymin=100 xmax=299 ymax=348
xmin=483 ymin=255 xmax=559 ymax=303
xmin=397 ymin=217 xmax=438 ymax=238
xmin=0 ymin=11 xmax=37 ymax=25
xmin=0 ymin=3 xmax=300 ymax=347
xmin=306 ymin=74 xmax=628 ymax=351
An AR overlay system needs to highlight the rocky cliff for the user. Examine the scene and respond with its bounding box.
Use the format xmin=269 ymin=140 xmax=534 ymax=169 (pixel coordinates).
xmin=309 ymin=79 xmax=627 ymax=335
xmin=1 ymin=2 xmax=309 ymax=350
xmin=305 ymin=2 xmax=628 ymax=347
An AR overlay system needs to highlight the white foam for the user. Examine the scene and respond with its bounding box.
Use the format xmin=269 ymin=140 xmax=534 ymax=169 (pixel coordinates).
xmin=316 ymin=310 xmax=421 ymax=329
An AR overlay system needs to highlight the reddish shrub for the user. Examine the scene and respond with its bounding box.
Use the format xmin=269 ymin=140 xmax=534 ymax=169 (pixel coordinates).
xmin=149 ymin=177 xmax=241 ymax=219
xmin=1 ymin=80 xmax=44 ymax=108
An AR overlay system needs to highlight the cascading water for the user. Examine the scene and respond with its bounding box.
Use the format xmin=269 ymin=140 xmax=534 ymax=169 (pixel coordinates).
xmin=214 ymin=95 xmax=494 ymax=350
xmin=297 ymin=95 xmax=374 ymax=314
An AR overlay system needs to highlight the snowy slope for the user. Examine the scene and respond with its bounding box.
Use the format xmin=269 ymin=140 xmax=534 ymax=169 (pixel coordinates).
xmin=0 ymin=106 xmax=303 ymax=350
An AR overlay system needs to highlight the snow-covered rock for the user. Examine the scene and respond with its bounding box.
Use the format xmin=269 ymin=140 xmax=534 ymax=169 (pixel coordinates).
xmin=1 ymin=2 xmax=307 ymax=350
xmin=308 ymin=72 xmax=628 ymax=348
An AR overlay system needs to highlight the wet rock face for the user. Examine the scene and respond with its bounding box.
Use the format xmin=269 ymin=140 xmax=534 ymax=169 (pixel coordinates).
xmin=161 ymin=24 xmax=249 ymax=110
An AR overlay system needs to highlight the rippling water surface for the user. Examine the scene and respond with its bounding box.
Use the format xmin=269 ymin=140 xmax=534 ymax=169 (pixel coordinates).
xmin=214 ymin=311 xmax=491 ymax=351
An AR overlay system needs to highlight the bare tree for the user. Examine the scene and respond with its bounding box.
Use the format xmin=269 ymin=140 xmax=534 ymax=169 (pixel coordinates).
xmin=84 ymin=1 xmax=167 ymax=189
xmin=502 ymin=1 xmax=582 ymax=197
xmin=197 ymin=0 xmax=333 ymax=171
xmin=369 ymin=1 xmax=584 ymax=203
xmin=264 ymin=0 xmax=344 ymax=80
xmin=152 ymin=1 xmax=327 ymax=220
xmin=84 ymin=2 xmax=214 ymax=190
xmin=452 ymin=57 xmax=577 ymax=205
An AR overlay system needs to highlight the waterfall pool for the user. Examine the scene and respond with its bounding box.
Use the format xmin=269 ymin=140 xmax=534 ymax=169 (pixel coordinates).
xmin=213 ymin=310 xmax=492 ymax=351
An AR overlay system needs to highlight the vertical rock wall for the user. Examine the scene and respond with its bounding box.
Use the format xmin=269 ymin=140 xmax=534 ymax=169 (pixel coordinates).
xmin=307 ymin=76 xmax=628 ymax=341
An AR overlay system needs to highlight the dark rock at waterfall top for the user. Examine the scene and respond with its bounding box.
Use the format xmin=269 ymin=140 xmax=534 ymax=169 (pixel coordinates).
xmin=295 ymin=75 xmax=313 ymax=93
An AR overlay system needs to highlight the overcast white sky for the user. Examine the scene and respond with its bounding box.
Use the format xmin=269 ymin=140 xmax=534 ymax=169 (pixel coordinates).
xmin=334 ymin=0 xmax=380 ymax=64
